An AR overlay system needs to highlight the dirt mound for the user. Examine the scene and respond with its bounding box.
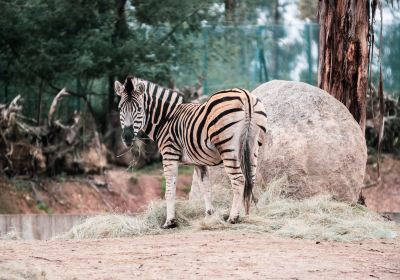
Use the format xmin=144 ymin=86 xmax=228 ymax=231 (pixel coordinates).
xmin=0 ymin=180 xmax=39 ymax=214
xmin=0 ymin=167 xmax=192 ymax=215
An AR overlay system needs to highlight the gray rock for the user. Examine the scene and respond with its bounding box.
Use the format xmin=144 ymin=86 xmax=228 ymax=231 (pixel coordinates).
xmin=190 ymin=80 xmax=367 ymax=203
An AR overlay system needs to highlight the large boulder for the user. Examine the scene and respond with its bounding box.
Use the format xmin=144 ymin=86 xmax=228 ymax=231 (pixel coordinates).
xmin=190 ymin=80 xmax=367 ymax=203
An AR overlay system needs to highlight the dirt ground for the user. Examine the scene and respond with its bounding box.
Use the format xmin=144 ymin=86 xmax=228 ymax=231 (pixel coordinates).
xmin=0 ymin=232 xmax=398 ymax=280
xmin=363 ymin=155 xmax=400 ymax=213
xmin=0 ymin=155 xmax=399 ymax=216
xmin=0 ymin=166 xmax=192 ymax=215
xmin=1 ymin=158 xmax=399 ymax=279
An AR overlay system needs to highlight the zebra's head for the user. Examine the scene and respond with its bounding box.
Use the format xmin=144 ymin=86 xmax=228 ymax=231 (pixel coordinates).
xmin=114 ymin=77 xmax=146 ymax=147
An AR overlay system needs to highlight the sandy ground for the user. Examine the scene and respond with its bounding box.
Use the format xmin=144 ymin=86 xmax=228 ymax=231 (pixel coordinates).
xmin=1 ymin=232 xmax=399 ymax=280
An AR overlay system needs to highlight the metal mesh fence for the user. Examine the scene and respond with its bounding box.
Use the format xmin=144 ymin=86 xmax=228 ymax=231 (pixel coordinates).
xmin=173 ymin=22 xmax=400 ymax=98
xmin=173 ymin=23 xmax=320 ymax=94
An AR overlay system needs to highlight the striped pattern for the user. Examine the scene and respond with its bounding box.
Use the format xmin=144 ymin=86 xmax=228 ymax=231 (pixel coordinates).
xmin=114 ymin=77 xmax=267 ymax=228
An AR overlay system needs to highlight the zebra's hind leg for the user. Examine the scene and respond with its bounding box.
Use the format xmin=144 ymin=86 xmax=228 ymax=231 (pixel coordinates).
xmin=194 ymin=166 xmax=214 ymax=216
xmin=162 ymin=160 xmax=179 ymax=229
xmin=221 ymin=157 xmax=245 ymax=224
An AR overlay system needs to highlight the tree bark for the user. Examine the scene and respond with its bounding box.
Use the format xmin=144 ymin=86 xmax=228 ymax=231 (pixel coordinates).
xmin=36 ymin=80 xmax=43 ymax=125
xmin=224 ymin=0 xmax=235 ymax=23
xmin=318 ymin=0 xmax=369 ymax=134
xmin=272 ymin=0 xmax=280 ymax=79
xmin=108 ymin=0 xmax=128 ymax=116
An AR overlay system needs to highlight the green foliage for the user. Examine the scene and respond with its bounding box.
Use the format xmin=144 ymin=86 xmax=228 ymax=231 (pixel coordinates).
xmin=12 ymin=180 xmax=32 ymax=191
xmin=132 ymin=0 xmax=216 ymax=27
xmin=1 ymin=0 xmax=399 ymax=134
xmin=58 ymin=172 xmax=68 ymax=183
xmin=0 ymin=0 xmax=116 ymax=81
xmin=129 ymin=162 xmax=163 ymax=175
xmin=36 ymin=201 xmax=52 ymax=214
xmin=178 ymin=166 xmax=194 ymax=175
xmin=161 ymin=177 xmax=166 ymax=197
xmin=0 ymin=0 xmax=221 ymax=118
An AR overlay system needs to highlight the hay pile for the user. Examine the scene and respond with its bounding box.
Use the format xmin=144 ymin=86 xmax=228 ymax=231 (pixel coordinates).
xmin=0 ymin=229 xmax=21 ymax=240
xmin=57 ymin=200 xmax=204 ymax=239
xmin=0 ymin=262 xmax=53 ymax=280
xmin=57 ymin=178 xmax=398 ymax=241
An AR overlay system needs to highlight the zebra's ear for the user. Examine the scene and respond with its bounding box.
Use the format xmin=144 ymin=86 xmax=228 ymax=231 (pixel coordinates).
xmin=135 ymin=82 xmax=146 ymax=96
xmin=114 ymin=81 xmax=124 ymax=96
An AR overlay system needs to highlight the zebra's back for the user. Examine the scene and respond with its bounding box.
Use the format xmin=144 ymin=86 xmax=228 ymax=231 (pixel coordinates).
xmin=158 ymin=88 xmax=263 ymax=166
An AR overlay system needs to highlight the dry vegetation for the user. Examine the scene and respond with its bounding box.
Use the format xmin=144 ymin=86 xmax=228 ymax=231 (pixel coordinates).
xmin=56 ymin=178 xmax=398 ymax=242
xmin=0 ymin=90 xmax=106 ymax=177
xmin=0 ymin=229 xmax=21 ymax=240
xmin=0 ymin=262 xmax=52 ymax=280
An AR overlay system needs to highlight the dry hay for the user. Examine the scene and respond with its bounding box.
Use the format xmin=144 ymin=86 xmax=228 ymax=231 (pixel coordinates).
xmin=0 ymin=262 xmax=55 ymax=280
xmin=57 ymin=178 xmax=398 ymax=242
xmin=56 ymin=200 xmax=205 ymax=239
xmin=0 ymin=229 xmax=21 ymax=240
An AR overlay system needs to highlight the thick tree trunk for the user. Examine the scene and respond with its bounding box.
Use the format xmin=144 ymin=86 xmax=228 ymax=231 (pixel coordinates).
xmin=224 ymin=0 xmax=235 ymax=23
xmin=108 ymin=0 xmax=128 ymax=116
xmin=318 ymin=0 xmax=369 ymax=134
xmin=272 ymin=0 xmax=280 ymax=79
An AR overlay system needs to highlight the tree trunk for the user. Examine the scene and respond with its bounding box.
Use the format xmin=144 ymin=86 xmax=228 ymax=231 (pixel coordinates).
xmin=272 ymin=0 xmax=280 ymax=79
xmin=224 ymin=0 xmax=235 ymax=23
xmin=108 ymin=0 xmax=128 ymax=116
xmin=318 ymin=0 xmax=369 ymax=134
xmin=107 ymin=75 xmax=116 ymax=116
xmin=36 ymin=80 xmax=43 ymax=125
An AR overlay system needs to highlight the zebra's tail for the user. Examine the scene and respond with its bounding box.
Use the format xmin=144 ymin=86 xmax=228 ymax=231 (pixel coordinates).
xmin=240 ymin=92 xmax=254 ymax=215
xmin=240 ymin=129 xmax=253 ymax=215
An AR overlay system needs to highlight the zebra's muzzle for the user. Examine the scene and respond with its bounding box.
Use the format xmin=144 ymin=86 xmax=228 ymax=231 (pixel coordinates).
xmin=122 ymin=125 xmax=135 ymax=147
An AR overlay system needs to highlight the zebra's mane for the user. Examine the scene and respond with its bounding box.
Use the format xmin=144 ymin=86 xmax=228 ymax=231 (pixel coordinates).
xmin=124 ymin=76 xmax=184 ymax=101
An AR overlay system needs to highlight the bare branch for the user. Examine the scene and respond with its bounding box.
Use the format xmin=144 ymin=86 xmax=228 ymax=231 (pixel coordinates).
xmin=47 ymin=88 xmax=70 ymax=127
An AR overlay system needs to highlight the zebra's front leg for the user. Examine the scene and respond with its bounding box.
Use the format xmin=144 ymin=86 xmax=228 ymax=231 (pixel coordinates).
xmin=162 ymin=160 xmax=179 ymax=229
xmin=194 ymin=166 xmax=214 ymax=216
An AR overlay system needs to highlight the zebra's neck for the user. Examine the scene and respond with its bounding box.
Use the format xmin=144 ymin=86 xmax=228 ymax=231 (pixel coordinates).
xmin=141 ymin=80 xmax=183 ymax=141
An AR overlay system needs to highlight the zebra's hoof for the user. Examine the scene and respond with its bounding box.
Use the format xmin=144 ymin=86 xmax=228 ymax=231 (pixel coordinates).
xmin=161 ymin=218 xmax=177 ymax=229
xmin=206 ymin=209 xmax=215 ymax=216
xmin=227 ymin=216 xmax=240 ymax=224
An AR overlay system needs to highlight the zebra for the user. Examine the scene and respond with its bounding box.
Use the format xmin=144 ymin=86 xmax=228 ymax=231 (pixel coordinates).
xmin=114 ymin=76 xmax=267 ymax=228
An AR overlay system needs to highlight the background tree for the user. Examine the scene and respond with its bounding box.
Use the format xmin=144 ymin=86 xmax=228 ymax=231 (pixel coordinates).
xmin=0 ymin=0 xmax=218 ymax=125
xmin=317 ymin=0 xmax=370 ymax=133
xmin=1 ymin=0 xmax=399 ymax=168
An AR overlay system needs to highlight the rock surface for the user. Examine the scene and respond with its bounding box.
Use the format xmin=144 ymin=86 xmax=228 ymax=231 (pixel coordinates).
xmin=191 ymin=80 xmax=367 ymax=203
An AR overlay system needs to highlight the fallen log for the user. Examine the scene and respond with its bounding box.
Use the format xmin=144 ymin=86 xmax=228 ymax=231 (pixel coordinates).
xmin=0 ymin=89 xmax=107 ymax=176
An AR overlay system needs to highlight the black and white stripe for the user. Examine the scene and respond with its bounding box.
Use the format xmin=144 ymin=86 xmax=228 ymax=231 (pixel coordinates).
xmin=114 ymin=76 xmax=267 ymax=228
